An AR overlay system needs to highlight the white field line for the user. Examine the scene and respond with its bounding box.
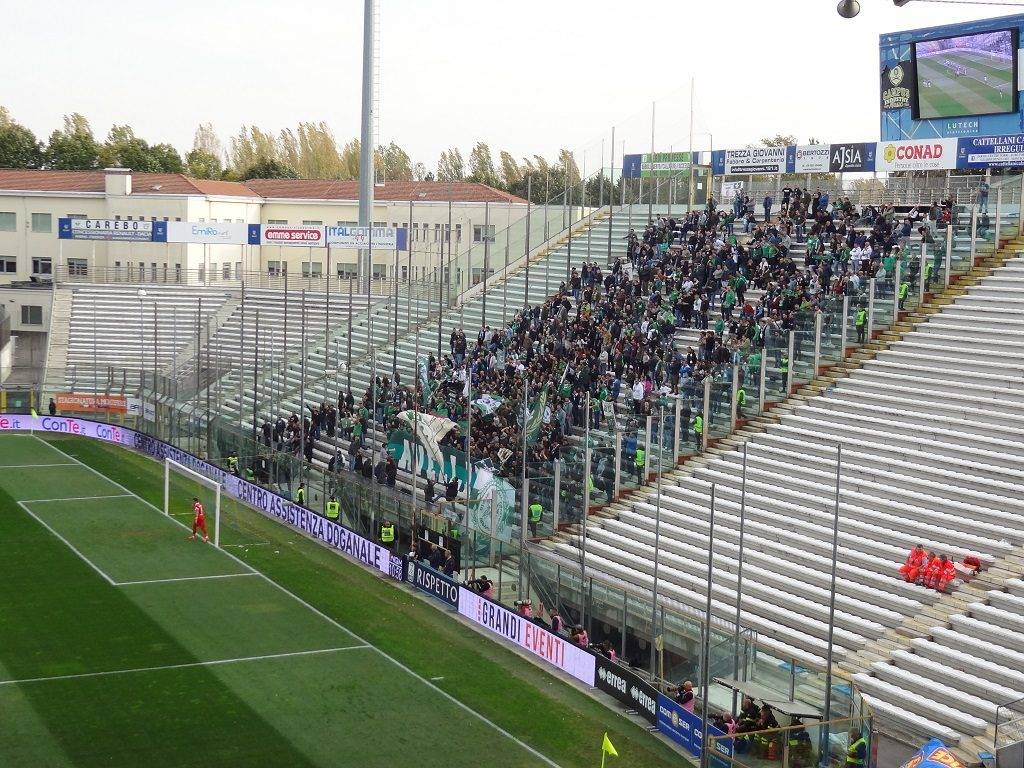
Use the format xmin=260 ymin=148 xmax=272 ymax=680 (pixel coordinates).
xmin=115 ymin=573 xmax=258 ymax=587
xmin=34 ymin=435 xmax=563 ymax=768
xmin=0 ymin=645 xmax=371 ymax=687
xmin=15 ymin=501 xmax=117 ymax=586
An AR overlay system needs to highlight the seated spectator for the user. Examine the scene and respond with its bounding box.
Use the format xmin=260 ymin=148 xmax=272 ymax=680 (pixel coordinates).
xmin=569 ymin=624 xmax=589 ymax=647
xmin=898 ymin=544 xmax=928 ymax=583
xmin=676 ymin=680 xmax=695 ymax=713
xmin=925 ymin=554 xmax=957 ymax=592
xmin=598 ymin=640 xmax=617 ymax=661
xmin=466 ymin=574 xmax=494 ymax=599
xmin=515 ymin=599 xmax=533 ymax=619
xmin=917 ymin=551 xmax=941 ymax=586
xmin=736 ymin=697 xmax=760 ymax=733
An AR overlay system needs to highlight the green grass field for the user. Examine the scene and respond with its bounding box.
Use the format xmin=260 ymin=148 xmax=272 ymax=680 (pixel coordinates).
xmin=917 ymin=50 xmax=1014 ymax=119
xmin=0 ymin=433 xmax=684 ymax=768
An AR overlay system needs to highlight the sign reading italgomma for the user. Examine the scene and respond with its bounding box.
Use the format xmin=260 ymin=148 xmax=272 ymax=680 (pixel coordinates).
xmin=457 ymin=587 xmax=596 ymax=685
xmin=325 ymin=225 xmax=408 ymax=251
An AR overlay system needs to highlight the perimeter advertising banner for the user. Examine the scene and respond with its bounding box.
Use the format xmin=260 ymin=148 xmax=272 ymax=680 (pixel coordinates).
xmin=458 ymin=587 xmax=596 ymax=685
xmin=656 ymin=694 xmax=732 ymax=762
xmin=258 ymin=224 xmax=326 ymax=247
xmin=621 ymin=152 xmax=695 ymax=178
xmin=55 ymin=393 xmax=129 ymax=414
xmin=829 ymin=143 xmax=877 ymax=172
xmin=325 ymin=225 xmax=408 ymax=251
xmin=791 ymin=145 xmax=830 ymax=173
xmin=593 ymin=655 xmax=659 ymax=725
xmin=165 ymin=221 xmax=253 ymax=245
xmin=407 ymin=560 xmax=460 ymax=608
xmin=58 ymin=218 xmax=167 ymax=242
xmin=875 ymin=138 xmax=958 ymax=171
xmin=715 ymin=146 xmax=788 ymax=175
xmin=956 ymin=133 xmax=1024 ymax=167
xmin=224 ymin=474 xmax=404 ymax=581
xmin=0 ymin=414 xmax=134 ymax=445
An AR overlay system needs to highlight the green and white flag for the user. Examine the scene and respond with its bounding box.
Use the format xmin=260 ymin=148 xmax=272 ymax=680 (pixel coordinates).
xmin=472 ymin=394 xmax=504 ymax=417
xmin=525 ymin=386 xmax=548 ymax=446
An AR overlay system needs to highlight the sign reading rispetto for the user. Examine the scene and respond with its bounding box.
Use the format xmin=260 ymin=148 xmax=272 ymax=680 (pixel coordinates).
xmin=407 ymin=560 xmax=459 ymax=607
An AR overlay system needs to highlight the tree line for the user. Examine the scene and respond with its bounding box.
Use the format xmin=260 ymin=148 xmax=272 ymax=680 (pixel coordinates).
xmin=0 ymin=106 xmax=614 ymax=203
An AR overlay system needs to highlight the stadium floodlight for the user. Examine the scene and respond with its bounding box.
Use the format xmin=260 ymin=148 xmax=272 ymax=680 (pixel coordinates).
xmin=164 ymin=457 xmax=223 ymax=547
xmin=837 ymin=0 xmax=861 ymax=17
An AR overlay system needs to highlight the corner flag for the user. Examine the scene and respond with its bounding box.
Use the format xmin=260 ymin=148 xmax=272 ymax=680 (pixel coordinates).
xmin=601 ymin=732 xmax=618 ymax=767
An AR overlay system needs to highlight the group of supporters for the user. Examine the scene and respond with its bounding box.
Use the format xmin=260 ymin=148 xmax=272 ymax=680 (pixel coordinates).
xmin=898 ymin=544 xmax=979 ymax=593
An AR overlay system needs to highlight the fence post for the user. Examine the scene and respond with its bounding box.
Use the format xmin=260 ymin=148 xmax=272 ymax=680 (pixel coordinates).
xmin=918 ymin=241 xmax=927 ymax=307
xmin=995 ymin=187 xmax=1003 ymax=250
xmin=730 ymin=363 xmax=739 ymax=431
xmin=786 ymin=330 xmax=795 ymax=393
xmin=840 ymin=295 xmax=849 ymax=359
xmin=944 ymin=223 xmax=953 ymax=287
xmin=552 ymin=459 xmax=561 ymax=533
xmin=867 ymin=278 xmax=876 ymax=341
xmin=673 ymin=395 xmax=682 ymax=461
xmin=613 ymin=431 xmax=622 ymax=498
xmin=644 ymin=415 xmax=652 ymax=483
xmin=702 ymin=376 xmax=711 ymax=452
xmin=1019 ymin=174 xmax=1024 ymax=237
xmin=758 ymin=350 xmax=767 ymax=415
xmin=893 ymin=259 xmax=902 ymax=326
xmin=970 ymin=205 xmax=978 ymax=268
xmin=813 ymin=312 xmax=822 ymax=375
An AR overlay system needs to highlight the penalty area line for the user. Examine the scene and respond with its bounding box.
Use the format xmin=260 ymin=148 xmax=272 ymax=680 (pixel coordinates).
xmin=115 ymin=573 xmax=259 ymax=587
xmin=0 ymin=645 xmax=372 ymax=687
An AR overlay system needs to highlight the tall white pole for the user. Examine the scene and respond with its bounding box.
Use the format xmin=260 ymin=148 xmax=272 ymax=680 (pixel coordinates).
xmin=357 ymin=0 xmax=376 ymax=296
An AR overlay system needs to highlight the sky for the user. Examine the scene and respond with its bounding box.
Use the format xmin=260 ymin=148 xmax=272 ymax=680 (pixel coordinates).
xmin=1 ymin=0 xmax=1021 ymax=173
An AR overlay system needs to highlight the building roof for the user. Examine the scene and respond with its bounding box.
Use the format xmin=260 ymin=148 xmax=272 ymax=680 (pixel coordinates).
xmin=243 ymin=178 xmax=526 ymax=204
xmin=0 ymin=169 xmax=260 ymax=197
xmin=0 ymin=169 xmax=526 ymax=204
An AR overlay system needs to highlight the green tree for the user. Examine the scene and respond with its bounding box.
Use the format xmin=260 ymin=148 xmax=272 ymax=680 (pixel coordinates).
xmin=0 ymin=107 xmax=43 ymax=168
xmin=185 ymin=148 xmax=222 ymax=179
xmin=44 ymin=113 xmax=101 ymax=170
xmin=148 ymin=143 xmax=184 ymax=173
xmin=340 ymin=138 xmax=360 ymax=179
xmin=101 ymin=125 xmax=159 ymax=171
xmin=498 ymin=150 xmax=521 ymax=190
xmin=376 ymin=141 xmax=412 ymax=181
xmin=467 ymin=142 xmax=498 ymax=187
xmin=436 ymin=148 xmax=465 ymax=182
xmin=229 ymin=126 xmax=279 ymax=174
xmin=240 ymin=157 xmax=298 ymax=180
xmin=760 ymin=134 xmax=797 ymax=147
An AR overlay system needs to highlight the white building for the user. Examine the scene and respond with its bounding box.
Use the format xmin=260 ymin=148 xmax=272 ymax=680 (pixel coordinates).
xmin=0 ymin=168 xmax=528 ymax=288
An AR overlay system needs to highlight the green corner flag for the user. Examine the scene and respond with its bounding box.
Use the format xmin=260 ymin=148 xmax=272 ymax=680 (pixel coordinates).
xmin=601 ymin=732 xmax=618 ymax=767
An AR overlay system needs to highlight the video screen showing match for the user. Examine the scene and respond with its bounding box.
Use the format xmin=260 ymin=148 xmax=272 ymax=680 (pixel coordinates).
xmin=914 ymin=29 xmax=1018 ymax=119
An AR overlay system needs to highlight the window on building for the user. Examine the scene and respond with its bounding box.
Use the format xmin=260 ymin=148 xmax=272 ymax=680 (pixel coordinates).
xmin=68 ymin=258 xmax=88 ymax=276
xmin=174 ymin=263 xmax=182 ymax=282
xmin=21 ymin=305 xmax=43 ymax=325
xmin=400 ymin=265 xmax=408 ymax=280
xmin=0 ymin=257 xmax=16 ymax=273
xmin=31 ymin=213 xmax=52 ymax=233
xmin=372 ymin=264 xmax=387 ymax=280
xmin=302 ymin=220 xmax=323 ymax=226
xmin=222 ymin=263 xmax=231 ymax=280
xmin=336 ymin=263 xmax=357 ymax=279
xmin=66 ymin=213 xmax=87 ymax=220
xmin=302 ymin=262 xmax=323 ymax=277
xmin=373 ymin=221 xmax=385 ymax=228
xmin=412 ymin=223 xmax=419 ymax=241
xmin=235 ymin=262 xmax=242 ymax=279
xmin=455 ymin=224 xmax=462 ymax=242
xmin=434 ymin=223 xmax=441 ymax=241
xmin=473 ymin=224 xmax=495 ymax=243
xmin=31 ymin=257 xmax=52 ymax=275
xmin=336 ymin=220 xmax=357 ymax=227
xmin=268 ymin=261 xmax=283 ymax=277
xmin=0 ymin=212 xmax=15 ymax=232
xmin=197 ymin=264 xmax=205 ymax=283
xmin=268 ymin=219 xmax=287 ymax=225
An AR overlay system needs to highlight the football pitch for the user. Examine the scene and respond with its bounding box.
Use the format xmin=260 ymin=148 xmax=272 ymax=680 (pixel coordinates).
xmin=0 ymin=433 xmax=682 ymax=768
xmin=916 ymin=50 xmax=1014 ymax=119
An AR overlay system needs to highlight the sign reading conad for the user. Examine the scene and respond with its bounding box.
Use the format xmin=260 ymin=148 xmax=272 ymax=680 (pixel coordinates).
xmin=56 ymin=393 xmax=129 ymax=413
xmin=458 ymin=587 xmax=596 ymax=684
xmin=875 ymin=139 xmax=958 ymax=172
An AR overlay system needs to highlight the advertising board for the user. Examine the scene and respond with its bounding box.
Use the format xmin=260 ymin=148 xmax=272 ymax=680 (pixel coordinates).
xmin=875 ymin=138 xmax=958 ymax=171
xmin=407 ymin=560 xmax=459 ymax=608
xmin=793 ymin=145 xmax=830 ymax=173
xmin=594 ymin=655 xmax=659 ymax=725
xmin=957 ymin=133 xmax=1024 ymax=167
xmin=458 ymin=587 xmax=596 ymax=685
xmin=166 ymin=221 xmax=252 ymax=245
xmin=58 ymin=218 xmax=165 ymax=242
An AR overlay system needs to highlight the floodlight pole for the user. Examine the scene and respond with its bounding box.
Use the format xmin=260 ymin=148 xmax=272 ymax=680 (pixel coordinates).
xmin=357 ymin=0 xmax=376 ymax=296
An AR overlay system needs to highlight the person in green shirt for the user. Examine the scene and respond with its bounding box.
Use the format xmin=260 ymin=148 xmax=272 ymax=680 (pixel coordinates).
xmin=898 ymin=280 xmax=909 ymax=310
xmin=634 ymin=446 xmax=646 ymax=485
xmin=855 ymin=306 xmax=868 ymax=343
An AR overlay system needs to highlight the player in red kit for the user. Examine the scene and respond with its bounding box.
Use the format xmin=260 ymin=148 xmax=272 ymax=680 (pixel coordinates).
xmin=188 ymin=496 xmax=208 ymax=542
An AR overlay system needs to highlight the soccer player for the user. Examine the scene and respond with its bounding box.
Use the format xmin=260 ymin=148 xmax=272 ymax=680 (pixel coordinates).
xmin=188 ymin=496 xmax=209 ymax=542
